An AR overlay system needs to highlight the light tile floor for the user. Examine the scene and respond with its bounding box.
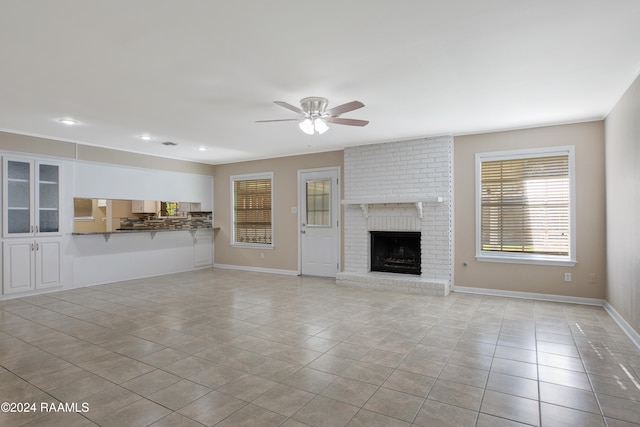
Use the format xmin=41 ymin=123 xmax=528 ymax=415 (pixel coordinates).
xmin=1 ymin=268 xmax=639 ymax=426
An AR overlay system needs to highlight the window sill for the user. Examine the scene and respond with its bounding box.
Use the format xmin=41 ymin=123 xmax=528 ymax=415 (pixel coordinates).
xmin=476 ymin=254 xmax=576 ymax=267
xmin=231 ymin=243 xmax=274 ymax=249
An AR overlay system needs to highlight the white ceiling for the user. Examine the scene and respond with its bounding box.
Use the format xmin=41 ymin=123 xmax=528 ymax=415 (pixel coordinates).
xmin=1 ymin=1 xmax=639 ymax=165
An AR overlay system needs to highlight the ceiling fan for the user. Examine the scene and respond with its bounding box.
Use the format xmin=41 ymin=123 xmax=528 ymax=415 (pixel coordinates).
xmin=256 ymin=97 xmax=369 ymax=135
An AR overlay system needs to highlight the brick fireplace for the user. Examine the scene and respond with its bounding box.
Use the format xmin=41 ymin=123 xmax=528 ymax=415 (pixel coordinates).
xmin=336 ymin=136 xmax=453 ymax=296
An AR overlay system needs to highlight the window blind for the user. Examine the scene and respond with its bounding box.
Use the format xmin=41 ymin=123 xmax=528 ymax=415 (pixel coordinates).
xmin=480 ymin=155 xmax=570 ymax=255
xmin=233 ymin=178 xmax=272 ymax=244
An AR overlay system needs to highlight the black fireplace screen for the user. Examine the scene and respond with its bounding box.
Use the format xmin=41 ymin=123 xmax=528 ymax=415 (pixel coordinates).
xmin=370 ymin=231 xmax=421 ymax=275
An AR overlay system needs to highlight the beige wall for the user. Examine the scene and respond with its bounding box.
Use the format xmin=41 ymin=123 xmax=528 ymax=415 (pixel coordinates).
xmin=605 ymin=73 xmax=640 ymax=335
xmin=73 ymin=199 xmax=108 ymax=233
xmin=0 ymin=131 xmax=216 ymax=176
xmin=111 ymin=199 xmax=135 ymax=231
xmin=0 ymin=131 xmax=76 ymax=159
xmin=214 ymin=151 xmax=343 ymax=272
xmin=454 ymin=121 xmax=606 ymax=299
xmin=71 ymin=199 xmax=137 ymax=232
xmin=77 ymin=145 xmax=215 ymax=175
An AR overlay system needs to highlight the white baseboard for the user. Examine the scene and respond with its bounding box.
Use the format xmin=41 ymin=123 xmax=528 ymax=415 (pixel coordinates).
xmin=603 ymin=301 xmax=640 ymax=350
xmin=453 ymin=286 xmax=605 ymax=306
xmin=214 ymin=263 xmax=299 ymax=276
xmin=453 ymin=286 xmax=640 ymax=351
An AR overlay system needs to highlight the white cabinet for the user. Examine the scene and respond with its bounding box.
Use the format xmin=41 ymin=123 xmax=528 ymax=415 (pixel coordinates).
xmin=3 ymin=157 xmax=60 ymax=237
xmin=132 ymin=200 xmax=158 ymax=213
xmin=2 ymin=156 xmax=62 ymax=295
xmin=179 ymin=202 xmax=202 ymax=212
xmin=3 ymin=238 xmax=61 ymax=294
xmin=194 ymin=230 xmax=213 ymax=267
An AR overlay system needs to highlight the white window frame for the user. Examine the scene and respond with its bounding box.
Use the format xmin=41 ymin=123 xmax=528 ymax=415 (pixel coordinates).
xmin=475 ymin=146 xmax=576 ymax=266
xmin=230 ymin=172 xmax=274 ymax=248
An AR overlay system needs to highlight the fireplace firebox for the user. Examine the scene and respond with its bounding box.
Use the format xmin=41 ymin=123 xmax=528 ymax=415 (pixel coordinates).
xmin=370 ymin=231 xmax=421 ymax=275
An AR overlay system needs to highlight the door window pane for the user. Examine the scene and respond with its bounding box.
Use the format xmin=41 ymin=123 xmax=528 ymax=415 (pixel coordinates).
xmin=306 ymin=179 xmax=330 ymax=226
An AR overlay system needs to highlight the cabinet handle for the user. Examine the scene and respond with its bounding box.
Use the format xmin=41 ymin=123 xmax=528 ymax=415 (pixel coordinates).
xmin=36 ymin=242 xmax=39 ymax=251
xmin=31 ymin=225 xmax=34 ymax=233
xmin=35 ymin=225 xmax=39 ymax=233
xmin=31 ymin=243 xmax=35 ymax=251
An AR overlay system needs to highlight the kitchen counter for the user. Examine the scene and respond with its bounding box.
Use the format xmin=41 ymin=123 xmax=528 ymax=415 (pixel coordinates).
xmin=72 ymin=227 xmax=218 ymax=241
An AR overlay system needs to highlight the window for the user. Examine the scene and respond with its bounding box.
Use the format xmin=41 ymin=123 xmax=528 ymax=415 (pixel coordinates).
xmin=306 ymin=179 xmax=331 ymax=226
xmin=160 ymin=201 xmax=179 ymax=217
xmin=231 ymin=173 xmax=273 ymax=246
xmin=476 ymin=146 xmax=575 ymax=265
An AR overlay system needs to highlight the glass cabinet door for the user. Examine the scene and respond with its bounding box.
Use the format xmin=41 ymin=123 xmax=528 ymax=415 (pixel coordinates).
xmin=3 ymin=158 xmax=60 ymax=236
xmin=37 ymin=163 xmax=60 ymax=233
xmin=6 ymin=159 xmax=33 ymax=234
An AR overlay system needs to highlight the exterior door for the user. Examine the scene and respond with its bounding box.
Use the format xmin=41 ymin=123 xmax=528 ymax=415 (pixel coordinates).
xmin=299 ymin=168 xmax=340 ymax=277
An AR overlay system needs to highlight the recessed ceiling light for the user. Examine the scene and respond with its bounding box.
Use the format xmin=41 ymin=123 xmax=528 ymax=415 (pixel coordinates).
xmin=58 ymin=118 xmax=79 ymax=126
xmin=198 ymin=146 xmax=207 ymax=152
xmin=139 ymin=135 xmax=153 ymax=141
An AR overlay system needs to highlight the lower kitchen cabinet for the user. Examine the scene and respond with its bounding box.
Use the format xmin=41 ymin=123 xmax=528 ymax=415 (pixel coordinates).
xmin=3 ymin=238 xmax=61 ymax=294
xmin=194 ymin=230 xmax=213 ymax=267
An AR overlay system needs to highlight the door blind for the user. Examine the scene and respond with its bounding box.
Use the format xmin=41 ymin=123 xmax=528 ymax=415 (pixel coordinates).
xmin=481 ymin=155 xmax=570 ymax=255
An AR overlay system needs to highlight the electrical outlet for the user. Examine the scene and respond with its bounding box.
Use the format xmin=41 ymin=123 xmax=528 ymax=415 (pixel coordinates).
xmin=260 ymin=252 xmax=265 ymax=259
xmin=564 ymin=272 xmax=572 ymax=282
xmin=589 ymin=273 xmax=596 ymax=284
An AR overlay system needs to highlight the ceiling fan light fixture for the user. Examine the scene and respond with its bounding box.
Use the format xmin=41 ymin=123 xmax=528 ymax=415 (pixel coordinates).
xmin=299 ymin=118 xmax=314 ymax=135
xmin=258 ymin=97 xmax=367 ymax=134
xmin=314 ymin=118 xmax=328 ymax=134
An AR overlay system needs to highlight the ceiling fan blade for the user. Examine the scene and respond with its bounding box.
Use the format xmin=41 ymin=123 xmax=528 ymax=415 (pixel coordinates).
xmin=325 ymin=117 xmax=369 ymax=127
xmin=325 ymin=101 xmax=364 ymax=117
xmin=255 ymin=119 xmax=300 ymax=123
xmin=274 ymin=101 xmax=304 ymax=115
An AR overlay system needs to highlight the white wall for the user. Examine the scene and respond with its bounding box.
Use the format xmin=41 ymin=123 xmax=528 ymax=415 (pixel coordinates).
xmin=605 ymin=73 xmax=640 ymax=338
xmin=74 ymin=160 xmax=213 ymax=209
xmin=72 ymin=230 xmax=209 ymax=287
xmin=70 ymin=161 xmax=214 ymax=288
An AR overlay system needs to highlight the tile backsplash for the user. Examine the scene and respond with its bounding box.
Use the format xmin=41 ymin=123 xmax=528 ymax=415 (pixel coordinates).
xmin=119 ymin=212 xmax=212 ymax=230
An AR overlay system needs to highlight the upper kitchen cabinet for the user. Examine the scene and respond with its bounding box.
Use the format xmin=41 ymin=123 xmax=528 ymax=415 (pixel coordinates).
xmin=3 ymin=157 xmax=61 ymax=237
xmin=131 ymin=200 xmax=158 ymax=213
